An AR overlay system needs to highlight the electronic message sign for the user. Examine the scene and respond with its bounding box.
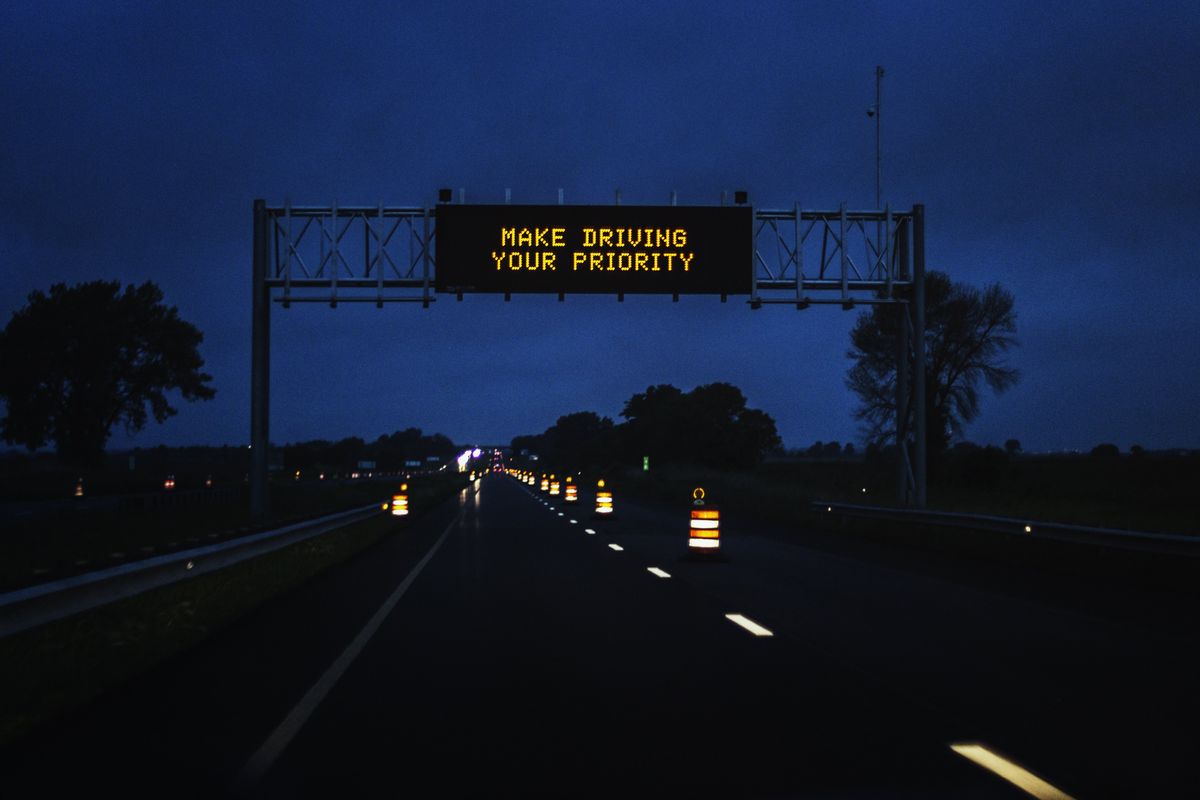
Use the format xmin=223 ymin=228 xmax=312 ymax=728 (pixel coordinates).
xmin=435 ymin=204 xmax=752 ymax=295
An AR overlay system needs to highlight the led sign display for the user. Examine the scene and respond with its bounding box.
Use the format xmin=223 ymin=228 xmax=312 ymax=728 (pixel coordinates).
xmin=435 ymin=204 xmax=752 ymax=295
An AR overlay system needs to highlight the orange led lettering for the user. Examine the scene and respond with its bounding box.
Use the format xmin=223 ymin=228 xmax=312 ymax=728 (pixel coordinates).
xmin=492 ymin=251 xmax=557 ymax=270
xmin=494 ymin=224 xmax=696 ymax=280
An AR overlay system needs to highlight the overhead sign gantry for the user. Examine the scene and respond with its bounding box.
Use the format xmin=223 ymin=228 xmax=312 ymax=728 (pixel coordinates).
xmin=251 ymin=194 xmax=927 ymax=518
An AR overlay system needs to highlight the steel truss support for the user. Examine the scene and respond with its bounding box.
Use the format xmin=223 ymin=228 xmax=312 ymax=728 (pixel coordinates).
xmin=248 ymin=199 xmax=927 ymax=518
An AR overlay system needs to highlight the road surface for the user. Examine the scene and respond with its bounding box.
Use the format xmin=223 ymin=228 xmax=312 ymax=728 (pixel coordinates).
xmin=4 ymin=474 xmax=1195 ymax=797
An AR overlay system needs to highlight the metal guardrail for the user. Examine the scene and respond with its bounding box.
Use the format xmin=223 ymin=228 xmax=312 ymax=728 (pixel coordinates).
xmin=813 ymin=501 xmax=1199 ymax=557
xmin=0 ymin=503 xmax=384 ymax=639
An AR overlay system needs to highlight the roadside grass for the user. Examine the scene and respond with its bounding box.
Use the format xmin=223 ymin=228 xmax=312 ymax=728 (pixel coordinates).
xmin=610 ymin=455 xmax=1200 ymax=536
xmin=0 ymin=476 xmax=442 ymax=592
xmin=0 ymin=473 xmax=466 ymax=746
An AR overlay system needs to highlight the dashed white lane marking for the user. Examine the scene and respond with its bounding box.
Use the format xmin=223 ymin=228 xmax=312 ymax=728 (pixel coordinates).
xmin=584 ymin=529 xmax=596 ymax=535
xmin=608 ymin=544 xmax=624 ymax=552
xmin=234 ymin=511 xmax=462 ymax=789
xmin=725 ymin=613 xmax=774 ymax=637
xmin=950 ymin=743 xmax=1076 ymax=800
xmin=647 ymin=567 xmax=671 ymax=578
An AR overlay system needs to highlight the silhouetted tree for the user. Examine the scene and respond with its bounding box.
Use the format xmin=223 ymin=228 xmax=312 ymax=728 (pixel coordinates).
xmin=619 ymin=382 xmax=780 ymax=469
xmin=618 ymin=384 xmax=687 ymax=466
xmin=1090 ymin=443 xmax=1120 ymax=458
xmin=0 ymin=281 xmax=215 ymax=465
xmin=846 ymin=271 xmax=1019 ymax=457
xmin=542 ymin=411 xmax=614 ymax=470
xmin=1004 ymin=438 xmax=1022 ymax=455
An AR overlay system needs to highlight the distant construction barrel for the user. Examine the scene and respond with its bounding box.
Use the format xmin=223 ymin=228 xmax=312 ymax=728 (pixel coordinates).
xmin=549 ymin=474 xmax=561 ymax=496
xmin=564 ymin=476 xmax=578 ymax=503
xmin=688 ymin=487 xmax=720 ymax=554
xmin=540 ymin=474 xmax=550 ymax=492
xmin=594 ymin=479 xmax=614 ymax=517
xmin=392 ymin=483 xmax=409 ymax=517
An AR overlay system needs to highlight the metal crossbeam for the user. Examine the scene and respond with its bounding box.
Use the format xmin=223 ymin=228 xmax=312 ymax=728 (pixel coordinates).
xmin=260 ymin=203 xmax=914 ymax=308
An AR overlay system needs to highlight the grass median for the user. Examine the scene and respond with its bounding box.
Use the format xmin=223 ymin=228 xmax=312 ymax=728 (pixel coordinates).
xmin=0 ymin=472 xmax=467 ymax=746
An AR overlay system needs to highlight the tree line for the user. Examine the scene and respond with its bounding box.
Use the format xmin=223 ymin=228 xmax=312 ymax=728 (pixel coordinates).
xmin=510 ymin=382 xmax=782 ymax=471
xmin=3 ymin=271 xmax=1025 ymax=477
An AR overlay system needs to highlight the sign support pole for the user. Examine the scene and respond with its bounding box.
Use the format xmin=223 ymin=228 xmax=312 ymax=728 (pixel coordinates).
xmin=895 ymin=216 xmax=910 ymax=506
xmin=912 ymin=204 xmax=927 ymax=509
xmin=251 ymin=199 xmax=270 ymax=519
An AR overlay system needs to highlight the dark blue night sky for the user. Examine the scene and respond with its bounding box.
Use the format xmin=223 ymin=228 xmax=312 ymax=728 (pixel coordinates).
xmin=3 ymin=1 xmax=1198 ymax=453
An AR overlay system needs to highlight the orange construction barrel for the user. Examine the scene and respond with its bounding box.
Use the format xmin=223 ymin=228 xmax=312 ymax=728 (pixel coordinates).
xmin=688 ymin=487 xmax=720 ymax=554
xmin=392 ymin=483 xmax=409 ymax=517
xmin=594 ymin=479 xmax=614 ymax=517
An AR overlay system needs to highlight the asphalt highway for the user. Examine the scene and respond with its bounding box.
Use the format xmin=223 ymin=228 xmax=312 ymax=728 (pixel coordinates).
xmin=3 ymin=474 xmax=1195 ymax=798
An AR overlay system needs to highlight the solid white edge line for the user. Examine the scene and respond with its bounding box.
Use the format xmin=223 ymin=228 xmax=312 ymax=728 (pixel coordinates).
xmin=725 ymin=613 xmax=774 ymax=637
xmin=234 ymin=511 xmax=462 ymax=789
